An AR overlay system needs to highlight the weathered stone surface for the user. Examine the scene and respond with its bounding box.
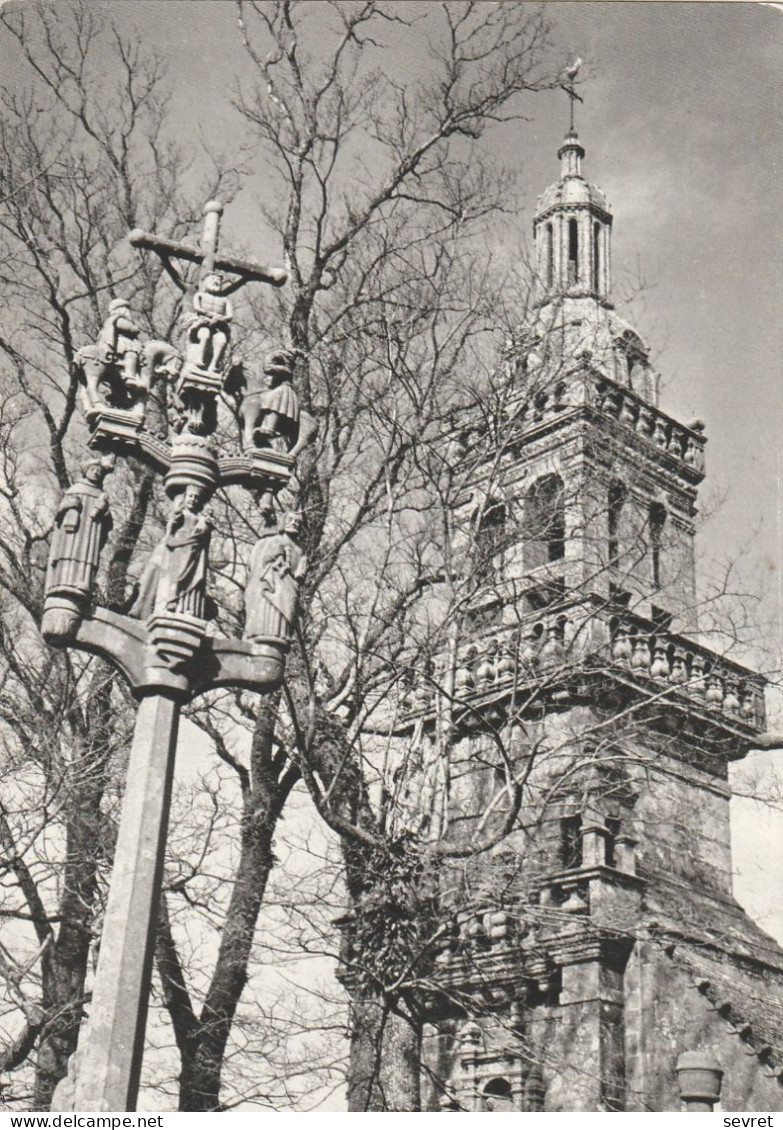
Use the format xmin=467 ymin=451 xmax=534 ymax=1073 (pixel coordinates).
xmin=68 ymin=693 xmax=181 ymax=1112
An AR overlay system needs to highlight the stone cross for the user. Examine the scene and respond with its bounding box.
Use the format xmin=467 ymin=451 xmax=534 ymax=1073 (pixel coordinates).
xmin=129 ymin=201 xmax=287 ymax=293
xmin=45 ymin=202 xmax=304 ymax=1113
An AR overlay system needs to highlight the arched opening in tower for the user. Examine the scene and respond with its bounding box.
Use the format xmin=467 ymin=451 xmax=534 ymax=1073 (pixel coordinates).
xmin=483 ymin=1077 xmax=514 ymax=1111
xmin=475 ymin=498 xmax=507 ymax=580
xmin=524 ymin=474 xmax=565 ymax=570
xmin=568 ymin=217 xmax=579 ymax=284
xmin=649 ymin=502 xmax=667 ymax=589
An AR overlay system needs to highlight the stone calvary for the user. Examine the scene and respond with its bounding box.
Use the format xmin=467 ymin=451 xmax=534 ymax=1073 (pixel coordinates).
xmin=44 ymin=203 xmax=312 ymax=1112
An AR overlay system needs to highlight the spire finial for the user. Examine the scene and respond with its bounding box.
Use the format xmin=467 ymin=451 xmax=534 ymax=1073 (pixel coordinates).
xmin=560 ymin=58 xmax=584 ymax=134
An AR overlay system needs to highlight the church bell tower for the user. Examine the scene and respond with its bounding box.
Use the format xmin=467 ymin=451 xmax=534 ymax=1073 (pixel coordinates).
xmin=400 ymin=123 xmax=783 ymax=1113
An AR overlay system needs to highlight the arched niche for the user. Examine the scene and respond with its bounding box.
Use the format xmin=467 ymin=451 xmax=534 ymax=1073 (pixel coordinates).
xmin=523 ymin=473 xmax=565 ymax=571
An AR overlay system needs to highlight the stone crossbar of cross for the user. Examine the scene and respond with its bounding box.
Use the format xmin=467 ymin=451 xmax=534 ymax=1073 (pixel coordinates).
xmin=129 ymin=200 xmax=287 ymax=293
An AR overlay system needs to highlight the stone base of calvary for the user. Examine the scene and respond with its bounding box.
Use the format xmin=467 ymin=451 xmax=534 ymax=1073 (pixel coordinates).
xmin=44 ymin=204 xmax=310 ymax=1112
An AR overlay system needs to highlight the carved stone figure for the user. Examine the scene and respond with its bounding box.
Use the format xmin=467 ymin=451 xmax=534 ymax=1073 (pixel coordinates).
xmin=129 ymin=485 xmax=212 ymax=620
xmin=183 ymin=272 xmax=233 ymax=376
xmin=243 ymin=510 xmax=307 ymax=645
xmin=73 ymin=337 xmax=180 ymax=423
xmin=227 ymin=349 xmax=318 ymax=456
xmin=41 ymin=457 xmax=115 ymax=640
xmin=98 ymin=297 xmax=142 ymax=383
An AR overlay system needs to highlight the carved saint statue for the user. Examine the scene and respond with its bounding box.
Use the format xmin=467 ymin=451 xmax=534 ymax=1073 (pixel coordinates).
xmin=41 ymin=457 xmax=115 ymax=641
xmin=129 ymin=485 xmax=212 ymax=620
xmin=183 ymin=272 xmax=233 ymax=375
xmin=244 ymin=510 xmax=307 ymax=645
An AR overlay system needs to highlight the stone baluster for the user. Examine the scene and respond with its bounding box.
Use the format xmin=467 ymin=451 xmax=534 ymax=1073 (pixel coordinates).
xmin=669 ymin=648 xmax=688 ymax=684
xmin=667 ymin=427 xmax=685 ymax=460
xmin=705 ymin=671 xmax=724 ymax=707
xmin=619 ymin=395 xmax=637 ymax=428
xmin=466 ymin=912 xmax=490 ymax=949
xmin=741 ymin=685 xmax=757 ymax=720
xmin=520 ymin=625 xmax=542 ymax=669
xmin=484 ymin=909 xmax=509 ymax=943
xmin=631 ymin=634 xmax=652 ymax=673
xmin=454 ymin=655 xmax=475 ymax=695
xmin=611 ymin=623 xmax=633 ymax=665
xmin=638 ymin=406 xmax=656 ymax=439
xmin=650 ymin=639 xmax=671 ymax=679
xmin=602 ymin=391 xmax=621 ymax=417
xmin=722 ymin=678 xmax=740 ymax=715
xmin=538 ymin=623 xmax=562 ymax=669
xmin=653 ymin=417 xmax=668 ymax=448
xmin=413 ymin=674 xmax=432 ymax=712
xmin=475 ymin=644 xmax=495 ymax=688
xmin=689 ymin=654 xmax=706 ymax=697
xmin=495 ymin=640 xmax=516 ymax=680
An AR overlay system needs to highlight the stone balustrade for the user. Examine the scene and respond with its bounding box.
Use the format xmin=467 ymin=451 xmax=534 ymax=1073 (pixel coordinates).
xmin=509 ymin=369 xmax=706 ymax=476
xmin=400 ymin=598 xmax=765 ymax=733
xmin=593 ymin=375 xmax=706 ymax=474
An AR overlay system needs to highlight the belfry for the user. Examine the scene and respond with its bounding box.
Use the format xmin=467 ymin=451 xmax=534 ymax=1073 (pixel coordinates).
xmin=401 ymin=125 xmax=783 ymax=1112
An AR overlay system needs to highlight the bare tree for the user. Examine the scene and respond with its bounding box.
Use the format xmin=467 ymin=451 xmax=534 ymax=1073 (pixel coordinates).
xmin=0 ymin=1 xmax=237 ymax=1107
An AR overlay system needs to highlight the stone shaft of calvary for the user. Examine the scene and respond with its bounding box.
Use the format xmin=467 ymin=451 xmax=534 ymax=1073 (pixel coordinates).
xmin=43 ymin=203 xmax=311 ymax=1112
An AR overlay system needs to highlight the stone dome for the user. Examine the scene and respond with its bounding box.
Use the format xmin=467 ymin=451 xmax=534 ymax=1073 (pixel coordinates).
xmin=536 ymin=176 xmax=609 ymax=217
xmin=534 ymin=131 xmax=611 ymax=219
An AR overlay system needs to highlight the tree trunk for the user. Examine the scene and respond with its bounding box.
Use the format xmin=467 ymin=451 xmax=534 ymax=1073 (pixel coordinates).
xmin=171 ymin=699 xmax=298 ymax=1112
xmin=347 ymin=996 xmax=421 ymax=1112
xmin=176 ymin=813 xmax=278 ymax=1112
xmin=34 ymin=674 xmax=115 ymax=1111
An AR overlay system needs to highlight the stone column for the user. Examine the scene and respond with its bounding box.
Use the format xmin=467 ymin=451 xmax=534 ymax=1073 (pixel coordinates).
xmin=553 ymin=214 xmax=565 ymax=292
xmin=71 ymin=691 xmax=182 ymax=1112
xmin=579 ymin=212 xmax=592 ymax=291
